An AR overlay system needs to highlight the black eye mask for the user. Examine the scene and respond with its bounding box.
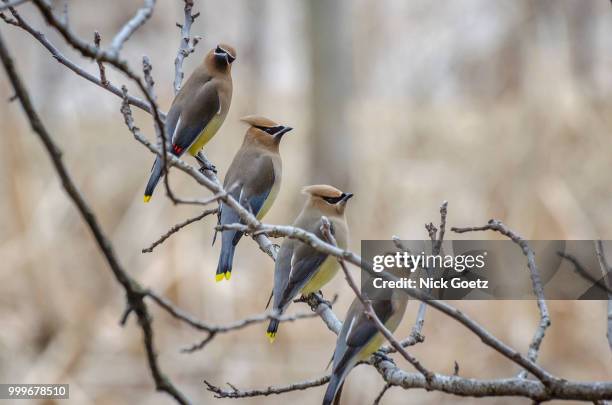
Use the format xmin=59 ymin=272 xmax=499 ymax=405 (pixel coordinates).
xmin=254 ymin=125 xmax=284 ymax=135
xmin=322 ymin=195 xmax=345 ymax=204
xmin=214 ymin=47 xmax=235 ymax=63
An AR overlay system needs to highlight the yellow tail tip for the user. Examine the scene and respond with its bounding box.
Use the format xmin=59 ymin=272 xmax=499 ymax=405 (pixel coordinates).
xmin=215 ymin=274 xmax=225 ymax=282
xmin=266 ymin=332 xmax=276 ymax=343
xmin=225 ymin=271 xmax=231 ymax=281
xmin=143 ymin=195 xmax=151 ymax=203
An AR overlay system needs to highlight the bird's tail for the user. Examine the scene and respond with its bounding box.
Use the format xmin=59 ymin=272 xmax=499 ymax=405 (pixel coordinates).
xmin=216 ymin=233 xmax=237 ymax=282
xmin=143 ymin=156 xmax=163 ymax=203
xmin=216 ymin=202 xmax=243 ymax=281
xmin=322 ymin=375 xmax=344 ymax=405
xmin=266 ymin=318 xmax=280 ymax=343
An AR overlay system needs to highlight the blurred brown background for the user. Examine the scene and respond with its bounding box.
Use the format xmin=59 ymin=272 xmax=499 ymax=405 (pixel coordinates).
xmin=1 ymin=0 xmax=611 ymax=404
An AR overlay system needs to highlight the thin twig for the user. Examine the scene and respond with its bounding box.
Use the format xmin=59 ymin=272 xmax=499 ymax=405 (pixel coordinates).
xmin=204 ymin=375 xmax=331 ymax=399
xmin=385 ymin=201 xmax=448 ymax=353
xmin=142 ymin=208 xmax=218 ymax=253
xmin=93 ymin=31 xmax=108 ymax=86
xmin=1 ymin=5 xmax=153 ymax=113
xmin=30 ymin=0 xmax=167 ymax=138
xmin=142 ymin=54 xmax=174 ymax=204
xmin=0 ymin=10 xmax=17 ymax=25
xmin=174 ymin=0 xmax=200 ymax=94
xmin=179 ymin=312 xmax=320 ymax=353
xmin=109 ymin=0 xmax=156 ymax=56
xmin=0 ymin=0 xmax=28 ymax=12
xmin=557 ymin=252 xmax=612 ymax=294
xmin=452 ymin=219 xmax=551 ymax=379
xmin=372 ymin=383 xmax=392 ymax=405
xmin=150 ymin=292 xmax=338 ymax=354
xmin=59 ymin=0 xmax=68 ymax=26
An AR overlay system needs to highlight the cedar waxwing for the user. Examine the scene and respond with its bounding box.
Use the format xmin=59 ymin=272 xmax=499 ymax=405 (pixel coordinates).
xmin=215 ymin=115 xmax=293 ymax=281
xmin=266 ymin=185 xmax=353 ymax=341
xmin=323 ymin=291 xmax=408 ymax=405
xmin=143 ymin=44 xmax=236 ymax=202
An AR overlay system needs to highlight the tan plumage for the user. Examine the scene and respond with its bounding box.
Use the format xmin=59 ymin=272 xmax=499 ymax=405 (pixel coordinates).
xmin=266 ymin=185 xmax=353 ymax=341
xmin=144 ymin=44 xmax=236 ymax=202
xmin=216 ymin=116 xmax=293 ymax=281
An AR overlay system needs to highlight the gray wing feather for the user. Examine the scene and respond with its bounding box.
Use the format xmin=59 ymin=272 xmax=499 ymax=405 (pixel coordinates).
xmin=332 ymin=299 xmax=394 ymax=373
xmin=278 ymin=252 xmax=327 ymax=307
xmin=271 ymin=241 xmax=295 ymax=310
xmin=272 ymin=215 xmax=332 ymax=312
xmin=172 ymin=81 xmax=220 ymax=151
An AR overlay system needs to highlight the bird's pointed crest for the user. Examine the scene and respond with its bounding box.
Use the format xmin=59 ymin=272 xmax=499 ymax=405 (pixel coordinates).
xmin=302 ymin=184 xmax=343 ymax=199
xmin=240 ymin=115 xmax=278 ymax=128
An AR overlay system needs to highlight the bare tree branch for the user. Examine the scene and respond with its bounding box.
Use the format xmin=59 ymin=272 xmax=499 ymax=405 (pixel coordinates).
xmin=372 ymin=383 xmax=392 ymax=405
xmin=142 ymin=208 xmax=218 ymax=253
xmin=30 ymin=0 xmax=167 ymax=139
xmin=375 ymin=360 xmax=612 ymax=402
xmin=93 ymin=31 xmax=108 ymax=86
xmin=2 ymin=5 xmax=153 ymax=113
xmin=295 ymin=292 xmax=343 ymax=334
xmin=109 ymin=0 xmax=156 ymax=56
xmin=144 ymin=289 xmax=319 ymax=351
xmin=174 ymin=0 xmax=200 ymax=94
xmin=59 ymin=0 xmax=68 ymax=26
xmin=203 ymin=337 xmax=612 ymax=402
xmin=452 ymin=219 xmax=551 ymax=379
xmin=0 ymin=0 xmax=28 ymax=12
xmin=0 ymin=32 xmax=191 ymax=405
xmin=180 ymin=310 xmax=319 ymax=354
xmin=204 ymin=375 xmax=331 ymax=399
xmin=385 ymin=201 xmax=448 ymax=354
xmin=558 ymin=252 xmax=612 ymax=295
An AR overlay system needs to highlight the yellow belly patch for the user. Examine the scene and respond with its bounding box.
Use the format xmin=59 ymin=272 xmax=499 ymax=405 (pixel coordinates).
xmin=358 ymin=333 xmax=385 ymax=361
xmin=301 ymin=256 xmax=339 ymax=295
xmin=188 ymin=114 xmax=224 ymax=156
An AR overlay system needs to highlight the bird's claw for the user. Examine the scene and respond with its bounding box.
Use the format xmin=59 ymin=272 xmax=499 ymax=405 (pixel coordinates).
xmin=198 ymin=163 xmax=217 ymax=174
xmin=373 ymin=351 xmax=394 ymax=364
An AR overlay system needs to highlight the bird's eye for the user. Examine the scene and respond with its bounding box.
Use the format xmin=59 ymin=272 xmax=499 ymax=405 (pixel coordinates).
xmin=323 ymin=196 xmax=344 ymax=204
xmin=267 ymin=126 xmax=284 ymax=135
xmin=254 ymin=125 xmax=282 ymax=135
xmin=215 ymin=46 xmax=224 ymax=54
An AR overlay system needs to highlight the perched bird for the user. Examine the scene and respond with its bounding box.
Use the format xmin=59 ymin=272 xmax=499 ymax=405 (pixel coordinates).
xmin=267 ymin=185 xmax=353 ymax=341
xmin=323 ymin=291 xmax=408 ymax=405
xmin=143 ymin=44 xmax=236 ymax=202
xmin=215 ymin=115 xmax=293 ymax=281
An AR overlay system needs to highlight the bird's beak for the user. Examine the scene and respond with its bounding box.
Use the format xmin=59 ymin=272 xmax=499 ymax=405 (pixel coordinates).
xmin=275 ymin=126 xmax=293 ymax=140
xmin=340 ymin=192 xmax=354 ymax=204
